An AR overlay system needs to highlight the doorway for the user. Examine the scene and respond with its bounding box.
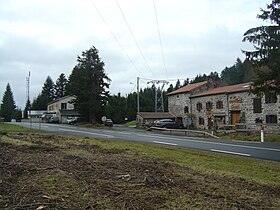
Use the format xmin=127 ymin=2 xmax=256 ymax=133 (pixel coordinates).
xmin=231 ymin=111 xmax=241 ymax=124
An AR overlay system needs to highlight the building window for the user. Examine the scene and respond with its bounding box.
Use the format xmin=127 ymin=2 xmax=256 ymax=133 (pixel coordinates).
xmin=206 ymin=101 xmax=213 ymax=111
xmin=199 ymin=117 xmax=204 ymax=125
xmin=216 ymin=101 xmax=223 ymax=109
xmin=266 ymin=115 xmax=277 ymax=123
xmin=265 ymin=92 xmax=277 ymax=103
xmin=176 ymin=95 xmax=180 ymax=98
xmin=61 ymin=103 xmax=67 ymax=110
xmin=196 ymin=103 xmax=202 ymax=112
xmin=184 ymin=106 xmax=189 ymax=114
xmin=253 ymin=98 xmax=262 ymax=113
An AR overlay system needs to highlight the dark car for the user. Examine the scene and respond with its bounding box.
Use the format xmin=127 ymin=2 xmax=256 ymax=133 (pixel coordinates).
xmin=105 ymin=119 xmax=113 ymax=126
xmin=47 ymin=117 xmax=59 ymax=123
xmin=154 ymin=119 xmax=181 ymax=129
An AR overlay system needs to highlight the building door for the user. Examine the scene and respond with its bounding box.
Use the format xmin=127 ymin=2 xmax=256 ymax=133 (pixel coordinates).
xmin=231 ymin=111 xmax=241 ymax=124
xmin=207 ymin=117 xmax=213 ymax=129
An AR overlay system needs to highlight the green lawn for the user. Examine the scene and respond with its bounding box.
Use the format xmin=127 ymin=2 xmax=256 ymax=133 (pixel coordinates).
xmin=0 ymin=122 xmax=33 ymax=134
xmin=81 ymin=137 xmax=280 ymax=186
xmin=217 ymin=131 xmax=280 ymax=143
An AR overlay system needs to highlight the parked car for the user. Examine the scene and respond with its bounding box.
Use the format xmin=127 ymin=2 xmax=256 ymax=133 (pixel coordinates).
xmin=154 ymin=119 xmax=182 ymax=129
xmin=47 ymin=117 xmax=59 ymax=123
xmin=67 ymin=117 xmax=79 ymax=125
xmin=105 ymin=119 xmax=113 ymax=126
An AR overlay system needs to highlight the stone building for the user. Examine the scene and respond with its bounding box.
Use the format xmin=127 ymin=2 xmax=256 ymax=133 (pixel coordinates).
xmin=167 ymin=80 xmax=216 ymax=121
xmin=168 ymin=81 xmax=280 ymax=131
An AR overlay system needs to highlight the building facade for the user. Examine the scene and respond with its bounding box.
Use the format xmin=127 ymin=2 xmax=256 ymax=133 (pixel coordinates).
xmin=167 ymin=80 xmax=216 ymax=119
xmin=46 ymin=95 xmax=79 ymax=123
xmin=168 ymin=82 xmax=280 ymax=132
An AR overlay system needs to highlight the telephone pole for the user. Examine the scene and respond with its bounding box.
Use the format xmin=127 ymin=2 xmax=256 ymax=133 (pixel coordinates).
xmin=137 ymin=77 xmax=140 ymax=113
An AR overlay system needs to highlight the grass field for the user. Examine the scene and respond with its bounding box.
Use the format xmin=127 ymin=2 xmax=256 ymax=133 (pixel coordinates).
xmin=0 ymin=122 xmax=34 ymax=134
xmin=0 ymin=125 xmax=279 ymax=209
xmin=217 ymin=131 xmax=280 ymax=143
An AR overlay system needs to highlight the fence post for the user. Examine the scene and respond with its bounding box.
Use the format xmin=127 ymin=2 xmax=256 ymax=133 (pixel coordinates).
xmin=261 ymin=125 xmax=264 ymax=143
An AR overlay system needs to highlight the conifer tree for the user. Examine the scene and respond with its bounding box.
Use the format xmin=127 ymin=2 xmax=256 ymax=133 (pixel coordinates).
xmin=243 ymin=0 xmax=280 ymax=94
xmin=66 ymin=46 xmax=111 ymax=123
xmin=0 ymin=83 xmax=16 ymax=122
xmin=54 ymin=73 xmax=68 ymax=99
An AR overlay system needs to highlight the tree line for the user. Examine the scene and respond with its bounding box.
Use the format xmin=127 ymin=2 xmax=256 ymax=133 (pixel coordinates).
xmin=1 ymin=0 xmax=278 ymax=123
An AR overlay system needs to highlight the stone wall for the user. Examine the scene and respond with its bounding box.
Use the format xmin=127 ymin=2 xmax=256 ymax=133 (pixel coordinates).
xmin=190 ymin=91 xmax=280 ymax=131
xmin=168 ymin=83 xmax=211 ymax=118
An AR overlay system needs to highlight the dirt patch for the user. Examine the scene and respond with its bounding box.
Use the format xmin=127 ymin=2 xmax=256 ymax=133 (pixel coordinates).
xmin=0 ymin=133 xmax=279 ymax=209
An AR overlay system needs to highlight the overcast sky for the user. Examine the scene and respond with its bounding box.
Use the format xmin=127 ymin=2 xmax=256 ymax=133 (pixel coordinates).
xmin=0 ymin=0 xmax=270 ymax=109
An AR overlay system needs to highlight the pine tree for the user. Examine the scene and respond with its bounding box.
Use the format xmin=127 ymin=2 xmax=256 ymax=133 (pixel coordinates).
xmin=66 ymin=46 xmax=111 ymax=123
xmin=54 ymin=73 xmax=68 ymax=99
xmin=31 ymin=76 xmax=55 ymax=110
xmin=243 ymin=0 xmax=280 ymax=94
xmin=0 ymin=83 xmax=16 ymax=122
xmin=174 ymin=79 xmax=181 ymax=90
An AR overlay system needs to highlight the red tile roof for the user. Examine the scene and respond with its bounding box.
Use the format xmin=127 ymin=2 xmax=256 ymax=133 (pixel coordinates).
xmin=167 ymin=81 xmax=208 ymax=96
xmin=191 ymin=82 xmax=252 ymax=98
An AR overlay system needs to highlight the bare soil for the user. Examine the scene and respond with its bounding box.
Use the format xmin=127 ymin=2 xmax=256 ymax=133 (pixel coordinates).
xmin=0 ymin=133 xmax=279 ymax=209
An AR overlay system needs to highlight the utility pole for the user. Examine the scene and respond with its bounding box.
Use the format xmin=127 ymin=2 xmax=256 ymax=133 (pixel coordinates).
xmin=137 ymin=77 xmax=140 ymax=113
xmin=147 ymin=80 xmax=169 ymax=112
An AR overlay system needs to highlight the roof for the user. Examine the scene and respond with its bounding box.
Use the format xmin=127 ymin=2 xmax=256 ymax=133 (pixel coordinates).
xmin=167 ymin=81 xmax=208 ymax=96
xmin=48 ymin=95 xmax=76 ymax=105
xmin=137 ymin=112 xmax=175 ymax=119
xmin=191 ymin=82 xmax=252 ymax=98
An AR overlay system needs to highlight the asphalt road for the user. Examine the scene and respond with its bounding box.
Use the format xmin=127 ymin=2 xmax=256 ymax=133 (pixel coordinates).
xmin=10 ymin=122 xmax=280 ymax=162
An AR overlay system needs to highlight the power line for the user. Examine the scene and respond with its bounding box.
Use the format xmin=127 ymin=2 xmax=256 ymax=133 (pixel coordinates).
xmin=89 ymin=0 xmax=144 ymax=77
xmin=153 ymin=0 xmax=168 ymax=79
xmin=115 ymin=0 xmax=154 ymax=77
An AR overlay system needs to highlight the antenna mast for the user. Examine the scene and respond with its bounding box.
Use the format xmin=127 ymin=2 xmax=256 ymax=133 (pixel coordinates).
xmin=26 ymin=71 xmax=31 ymax=102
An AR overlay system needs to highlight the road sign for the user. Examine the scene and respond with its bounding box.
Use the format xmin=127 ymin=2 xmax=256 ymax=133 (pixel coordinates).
xmin=101 ymin=116 xmax=107 ymax=122
xmin=184 ymin=118 xmax=192 ymax=127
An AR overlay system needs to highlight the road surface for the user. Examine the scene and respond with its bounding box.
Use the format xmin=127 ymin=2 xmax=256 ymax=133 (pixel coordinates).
xmin=10 ymin=122 xmax=280 ymax=162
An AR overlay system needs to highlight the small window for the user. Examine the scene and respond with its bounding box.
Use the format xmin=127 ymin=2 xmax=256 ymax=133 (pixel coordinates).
xmin=61 ymin=103 xmax=67 ymax=110
xmin=253 ymin=98 xmax=262 ymax=113
xmin=196 ymin=103 xmax=203 ymax=112
xmin=184 ymin=106 xmax=189 ymax=114
xmin=176 ymin=95 xmax=180 ymax=98
xmin=199 ymin=117 xmax=204 ymax=125
xmin=206 ymin=101 xmax=213 ymax=111
xmin=266 ymin=115 xmax=277 ymax=123
xmin=265 ymin=92 xmax=277 ymax=103
xmin=216 ymin=101 xmax=223 ymax=109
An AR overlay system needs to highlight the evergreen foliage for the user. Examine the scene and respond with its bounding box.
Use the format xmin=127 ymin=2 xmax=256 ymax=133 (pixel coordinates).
xmin=31 ymin=76 xmax=55 ymax=110
xmin=221 ymin=58 xmax=245 ymax=85
xmin=0 ymin=83 xmax=16 ymax=122
xmin=190 ymin=74 xmax=208 ymax=84
xmin=174 ymin=79 xmax=181 ymax=90
xmin=54 ymin=73 xmax=68 ymax=99
xmin=106 ymin=93 xmax=127 ymax=123
xmin=243 ymin=0 xmax=280 ymax=94
xmin=23 ymin=99 xmax=31 ymax=118
xmin=66 ymin=46 xmax=111 ymax=123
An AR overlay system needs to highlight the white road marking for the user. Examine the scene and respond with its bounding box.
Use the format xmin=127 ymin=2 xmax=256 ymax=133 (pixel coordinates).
xmin=137 ymin=133 xmax=280 ymax=152
xmin=211 ymin=149 xmax=251 ymax=157
xmin=59 ymin=128 xmax=114 ymax=138
xmin=153 ymin=141 xmax=177 ymax=146
xmin=232 ymin=140 xmax=261 ymax=144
